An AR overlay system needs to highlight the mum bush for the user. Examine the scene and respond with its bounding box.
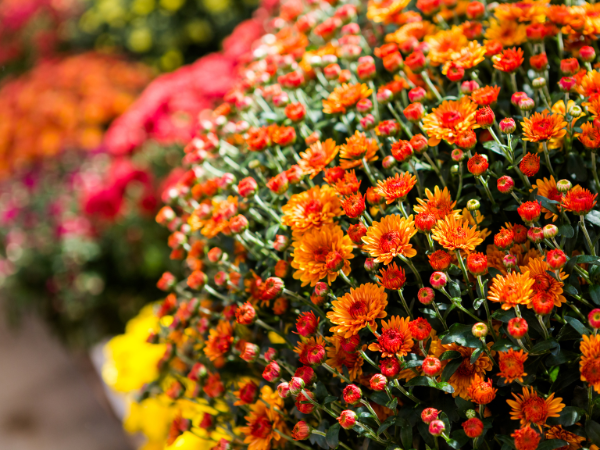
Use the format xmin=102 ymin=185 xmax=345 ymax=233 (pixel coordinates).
xmin=107 ymin=0 xmax=600 ymax=449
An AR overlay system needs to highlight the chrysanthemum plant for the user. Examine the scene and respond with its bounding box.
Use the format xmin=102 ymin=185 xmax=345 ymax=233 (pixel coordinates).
xmin=131 ymin=0 xmax=600 ymax=449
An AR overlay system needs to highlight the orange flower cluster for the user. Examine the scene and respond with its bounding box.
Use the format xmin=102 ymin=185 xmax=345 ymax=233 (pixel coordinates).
xmin=120 ymin=0 xmax=600 ymax=449
xmin=0 ymin=53 xmax=151 ymax=178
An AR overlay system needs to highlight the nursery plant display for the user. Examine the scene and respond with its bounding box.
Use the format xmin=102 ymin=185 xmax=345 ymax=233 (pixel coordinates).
xmin=105 ymin=0 xmax=600 ymax=449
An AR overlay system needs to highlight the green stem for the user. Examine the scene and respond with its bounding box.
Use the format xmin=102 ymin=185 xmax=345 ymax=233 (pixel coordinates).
xmin=432 ymin=301 xmax=449 ymax=331
xmin=421 ymin=71 xmax=442 ymax=103
xmin=398 ymin=289 xmax=414 ymax=319
xmin=409 ymin=159 xmax=424 ymax=197
xmin=362 ymin=157 xmax=379 ymax=186
xmin=399 ymin=255 xmax=424 ymax=288
xmin=542 ymin=141 xmax=557 ymax=178
xmin=592 ymin=151 xmax=600 ymax=192
xmin=455 ymin=250 xmax=476 ymax=301
xmin=392 ymin=379 xmax=422 ymax=404
xmin=580 ymin=215 xmax=596 ymax=256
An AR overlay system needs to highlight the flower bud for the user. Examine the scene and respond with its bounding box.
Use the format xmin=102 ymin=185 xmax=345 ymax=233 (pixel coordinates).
xmin=348 ymin=223 xmax=367 ymax=244
xmin=429 ymin=420 xmax=446 ymax=436
xmin=415 ymin=213 xmax=436 ymax=232
xmin=377 ymin=120 xmax=399 ymax=136
xmin=382 ymin=155 xmax=396 ymax=169
xmin=289 ymin=377 xmax=306 ymax=395
xmin=532 ymin=77 xmax=546 ymax=89
xmin=410 ymin=134 xmax=428 ymax=153
xmin=418 ymin=287 xmax=435 ymax=305
xmin=589 ymin=309 xmax=600 ymax=329
xmin=456 ymin=130 xmax=477 ymax=149
xmin=273 ymin=235 xmax=290 ymax=251
xmin=558 ymin=76 xmax=577 ymax=92
xmin=527 ymin=227 xmax=544 ymax=243
xmin=541 ymin=224 xmax=558 ymax=239
xmin=421 ymin=408 xmax=439 ymax=424
xmin=511 ymin=92 xmax=528 ymax=106
xmin=263 ymin=361 xmax=281 ymax=382
xmin=530 ymin=53 xmax=548 ymax=72
xmin=241 ymin=343 xmax=260 ymax=362
xmin=405 ymin=50 xmax=426 ymax=72
xmin=342 ymin=384 xmax=362 ymax=405
xmin=408 ymin=87 xmax=427 ymax=102
xmin=497 ymin=175 xmax=515 ymax=194
xmin=518 ymin=97 xmax=536 ymax=111
xmin=377 ymin=88 xmax=394 ymax=105
xmin=580 ymin=46 xmax=596 ymax=63
xmin=230 ymin=215 xmax=249 ymax=234
xmin=360 ymin=114 xmax=376 ymax=130
xmin=462 ymin=418 xmax=484 ymax=438
xmin=561 ymin=58 xmax=580 ymax=76
xmin=380 ymin=357 xmax=400 ymax=377
xmin=404 ymin=103 xmax=425 ymax=122
xmin=292 ymin=421 xmax=311 ymax=440
xmin=557 ymin=179 xmax=572 ymax=193
xmin=451 ymin=148 xmax=466 ymax=161
xmin=187 ymin=270 xmax=207 ymax=290
xmin=467 ymin=252 xmax=488 ymax=275
xmin=500 ymin=118 xmax=516 ymax=134
xmin=295 ymin=391 xmax=316 ymax=414
xmin=422 ymin=357 xmax=442 ymax=376
xmin=278 ymin=382 xmax=291 ymax=398
xmin=503 ymin=254 xmax=517 ymax=269
xmin=157 ymin=272 xmax=176 ymax=291
xmin=461 ymin=80 xmax=479 ymax=94
xmin=546 ymin=249 xmax=567 ymax=270
xmin=338 ymin=410 xmax=357 ymax=429
xmin=466 ymin=199 xmax=480 ymax=211
xmin=472 ymin=322 xmax=488 ymax=337
xmin=569 ymin=105 xmax=583 ymax=117
xmin=465 ymin=409 xmax=477 ymax=419
xmin=370 ymin=374 xmax=387 ymax=391
xmin=430 ymin=271 xmax=447 ymax=289
xmin=507 ymin=317 xmax=528 ymax=339
xmin=475 ymin=107 xmax=495 ymax=128
xmin=356 ymin=98 xmax=373 ymax=113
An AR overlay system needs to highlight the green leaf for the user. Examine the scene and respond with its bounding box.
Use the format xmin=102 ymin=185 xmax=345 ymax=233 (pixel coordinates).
xmin=377 ymin=416 xmax=396 ymax=437
xmin=405 ymin=376 xmax=435 ymax=387
xmin=442 ymin=323 xmax=482 ymax=347
xmin=401 ymin=425 xmax=413 ymax=449
xmin=492 ymin=309 xmax=516 ymax=322
xmin=470 ymin=348 xmax=482 ymax=364
xmin=404 ymin=359 xmax=424 ymax=368
xmin=326 ymin=423 xmax=340 ymax=449
xmin=588 ymin=420 xmax=600 ymax=447
xmin=558 ymin=223 xmax=575 ymax=238
xmin=537 ymin=440 xmax=568 ymax=450
xmin=591 ymin=284 xmax=600 ymax=306
xmin=587 ymin=210 xmax=600 ymax=227
xmin=537 ymin=195 xmax=559 ymax=214
xmin=530 ymin=339 xmax=559 ymax=355
xmin=266 ymin=224 xmax=279 ymax=241
xmin=435 ymin=381 xmax=455 ymax=394
xmin=549 ymin=366 xmax=560 ymax=383
xmin=323 ymin=396 xmax=338 ymax=405
xmin=564 ymin=284 xmax=579 ymax=296
xmin=492 ymin=339 xmax=519 ymax=352
xmin=565 ymin=316 xmax=591 ymax=335
xmin=441 ymin=358 xmax=463 ymax=382
xmin=575 ymin=255 xmax=600 ymax=265
xmin=547 ymin=406 xmax=585 ymax=427
xmin=448 ymin=280 xmax=461 ymax=298
xmin=473 ymin=298 xmax=485 ymax=310
xmin=370 ymin=391 xmax=389 ymax=407
xmin=483 ymin=140 xmax=507 ymax=156
xmin=386 ymin=398 xmax=398 ymax=410
xmin=448 ymin=430 xmax=469 ymax=449
xmin=440 ymin=350 xmax=462 ymax=361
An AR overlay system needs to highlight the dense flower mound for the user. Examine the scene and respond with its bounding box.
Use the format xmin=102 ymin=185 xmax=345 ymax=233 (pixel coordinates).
xmin=106 ymin=0 xmax=600 ymax=449
xmin=0 ymin=52 xmax=151 ymax=178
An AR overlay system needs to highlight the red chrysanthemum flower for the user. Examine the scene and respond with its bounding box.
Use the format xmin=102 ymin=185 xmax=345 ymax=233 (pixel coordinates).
xmin=512 ymin=426 xmax=540 ymax=450
xmin=467 ymin=153 xmax=489 ymax=176
xmin=517 ymin=201 xmax=542 ymax=224
xmin=408 ymin=317 xmax=432 ymax=341
xmin=494 ymin=227 xmax=515 ymax=250
xmin=428 ymin=249 xmax=452 ymax=271
xmin=520 ymin=153 xmax=540 ymax=177
xmin=493 ymin=47 xmax=524 ymax=73
xmin=561 ymin=185 xmax=598 ymax=215
xmin=375 ymin=172 xmax=418 ymax=204
xmin=376 ymin=262 xmax=407 ymax=290
xmin=341 ymin=193 xmax=366 ymax=218
xmin=467 ymin=252 xmax=488 ymax=275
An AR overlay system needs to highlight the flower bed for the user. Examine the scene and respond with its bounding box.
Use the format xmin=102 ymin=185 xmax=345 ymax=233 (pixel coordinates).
xmin=106 ymin=0 xmax=600 ymax=449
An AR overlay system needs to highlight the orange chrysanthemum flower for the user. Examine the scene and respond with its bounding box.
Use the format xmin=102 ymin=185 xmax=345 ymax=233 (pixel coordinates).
xmin=442 ymin=41 xmax=486 ymax=75
xmin=521 ymin=110 xmax=568 ymax=143
xmin=493 ymin=47 xmax=524 ymax=73
xmin=414 ymin=186 xmax=460 ymax=220
xmin=323 ymin=83 xmax=372 ymax=114
xmin=189 ymin=196 xmax=238 ymax=238
xmin=577 ymin=70 xmax=600 ymax=99
xmin=484 ymin=19 xmax=527 ymax=47
xmin=579 ymin=122 xmax=600 ymax=149
xmin=240 ymin=401 xmax=286 ymax=450
xmin=467 ymin=375 xmax=497 ymax=405
xmin=298 ymin=139 xmax=339 ymax=178
xmin=375 ymin=172 xmax=417 ymax=204
xmin=546 ymin=426 xmax=586 ymax=450
xmin=471 ymin=85 xmax=501 ymax=106
xmin=339 ymin=131 xmax=380 ymax=169
xmin=486 ymin=242 xmax=541 ymax=276
xmin=282 ymin=185 xmax=343 ymax=236
xmin=531 ymin=176 xmax=562 ymax=220
xmin=498 ymin=348 xmax=528 ymax=383
xmin=325 ymin=336 xmax=366 ymax=381
xmin=361 ymin=214 xmax=417 ymax=264
xmin=442 ymin=343 xmax=494 ymax=399
xmin=520 ymin=257 xmax=567 ymax=308
xmin=429 ymin=249 xmax=452 ymax=270
xmin=520 ymin=152 xmax=541 ymax=177
xmin=580 ymin=334 xmax=600 ymax=393
xmin=333 ymin=170 xmax=362 ymax=196
xmin=204 ymin=320 xmax=234 ymax=361
xmin=488 ymin=271 xmax=535 ymax=310
xmin=507 ymin=386 xmax=565 ymax=431
xmin=424 ymin=26 xmax=468 ymax=66
xmin=512 ymin=426 xmax=541 ymax=450
xmin=294 ymin=335 xmax=326 ymax=365
xmin=368 ymin=315 xmax=414 ymax=358
xmin=561 ymin=185 xmax=598 ymax=215
xmin=422 ymin=97 xmax=479 ymax=146
xmin=494 ymin=0 xmax=547 ymax=22
xmin=327 ymin=283 xmax=388 ymax=338
xmin=585 ymin=96 xmax=600 ymax=118
xmin=367 ymin=0 xmax=411 ymax=23
xmin=291 ymin=223 xmax=355 ymax=287
xmin=377 ymin=262 xmax=407 ymax=290
xmin=431 ymin=214 xmax=484 ymax=254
